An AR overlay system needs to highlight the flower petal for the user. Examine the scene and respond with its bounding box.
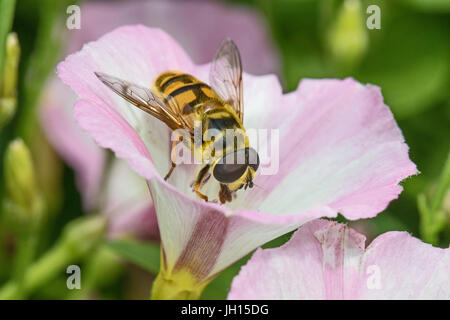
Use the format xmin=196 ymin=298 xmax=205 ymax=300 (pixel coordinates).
xmin=247 ymin=78 xmax=418 ymax=219
xmin=228 ymin=220 xmax=450 ymax=299
xmin=109 ymin=202 xmax=159 ymax=242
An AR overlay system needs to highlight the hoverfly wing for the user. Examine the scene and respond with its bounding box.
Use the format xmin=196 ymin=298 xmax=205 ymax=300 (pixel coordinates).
xmin=209 ymin=38 xmax=243 ymax=122
xmin=95 ymin=72 xmax=186 ymax=131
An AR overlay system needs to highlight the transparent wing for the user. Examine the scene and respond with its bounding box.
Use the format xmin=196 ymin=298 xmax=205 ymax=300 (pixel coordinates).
xmin=209 ymin=38 xmax=243 ymax=121
xmin=95 ymin=72 xmax=189 ymax=131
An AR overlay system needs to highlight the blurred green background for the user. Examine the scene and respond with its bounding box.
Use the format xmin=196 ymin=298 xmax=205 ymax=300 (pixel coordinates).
xmin=0 ymin=0 xmax=449 ymax=299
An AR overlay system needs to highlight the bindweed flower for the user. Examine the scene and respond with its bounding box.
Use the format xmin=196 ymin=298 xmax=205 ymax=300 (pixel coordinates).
xmin=228 ymin=219 xmax=450 ymax=299
xmin=40 ymin=0 xmax=279 ymax=240
xmin=57 ymin=26 xmax=416 ymax=299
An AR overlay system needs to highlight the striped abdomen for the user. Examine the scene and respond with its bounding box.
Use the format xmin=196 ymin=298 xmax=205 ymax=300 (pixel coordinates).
xmin=154 ymin=71 xmax=223 ymax=127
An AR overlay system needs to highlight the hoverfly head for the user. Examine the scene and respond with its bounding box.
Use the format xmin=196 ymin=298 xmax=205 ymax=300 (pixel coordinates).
xmin=212 ymin=147 xmax=259 ymax=190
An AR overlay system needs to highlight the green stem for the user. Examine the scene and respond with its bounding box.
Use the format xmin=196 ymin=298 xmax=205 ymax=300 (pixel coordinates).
xmin=12 ymin=231 xmax=38 ymax=298
xmin=15 ymin=0 xmax=69 ymax=140
xmin=318 ymin=0 xmax=337 ymax=45
xmin=418 ymin=152 xmax=450 ymax=245
xmin=0 ymin=215 xmax=106 ymax=299
xmin=66 ymin=246 xmax=123 ymax=300
xmin=430 ymin=153 xmax=450 ymax=213
xmin=0 ymin=226 xmax=9 ymax=278
xmin=0 ymin=241 xmax=70 ymax=299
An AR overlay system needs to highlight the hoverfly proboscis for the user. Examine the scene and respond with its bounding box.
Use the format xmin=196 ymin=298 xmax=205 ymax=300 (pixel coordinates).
xmin=95 ymin=39 xmax=259 ymax=204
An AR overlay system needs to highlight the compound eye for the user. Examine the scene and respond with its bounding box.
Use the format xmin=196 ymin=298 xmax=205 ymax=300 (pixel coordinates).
xmin=213 ymin=148 xmax=260 ymax=183
xmin=213 ymin=162 xmax=248 ymax=183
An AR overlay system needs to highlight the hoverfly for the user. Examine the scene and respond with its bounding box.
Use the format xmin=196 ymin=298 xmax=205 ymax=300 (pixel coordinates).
xmin=95 ymin=39 xmax=259 ymax=204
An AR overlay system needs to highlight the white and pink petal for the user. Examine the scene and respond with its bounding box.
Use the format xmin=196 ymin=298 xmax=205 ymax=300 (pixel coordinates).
xmin=247 ymin=78 xmax=417 ymax=219
xmin=228 ymin=220 xmax=450 ymax=299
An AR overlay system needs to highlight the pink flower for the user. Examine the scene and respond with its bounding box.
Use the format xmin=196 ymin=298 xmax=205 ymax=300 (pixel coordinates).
xmin=57 ymin=25 xmax=416 ymax=298
xmin=228 ymin=219 xmax=450 ymax=299
xmin=40 ymin=0 xmax=280 ymax=240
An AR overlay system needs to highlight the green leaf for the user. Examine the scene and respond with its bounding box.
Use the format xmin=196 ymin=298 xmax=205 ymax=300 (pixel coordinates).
xmin=201 ymin=258 xmax=248 ymax=300
xmin=106 ymin=239 xmax=160 ymax=274
xmin=0 ymin=0 xmax=16 ymax=86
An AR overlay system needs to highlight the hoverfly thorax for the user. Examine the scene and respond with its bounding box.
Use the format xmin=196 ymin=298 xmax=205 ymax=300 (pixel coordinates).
xmin=95 ymin=38 xmax=258 ymax=204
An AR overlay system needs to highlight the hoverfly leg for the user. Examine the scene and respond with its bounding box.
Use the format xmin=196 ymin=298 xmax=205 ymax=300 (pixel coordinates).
xmin=164 ymin=162 xmax=176 ymax=181
xmin=164 ymin=135 xmax=183 ymax=181
xmin=226 ymin=190 xmax=232 ymax=203
xmin=201 ymin=173 xmax=211 ymax=187
xmin=194 ymin=187 xmax=209 ymax=202
xmin=193 ymin=164 xmax=211 ymax=202
xmin=219 ymin=191 xmax=225 ymax=204
xmin=219 ymin=184 xmax=232 ymax=204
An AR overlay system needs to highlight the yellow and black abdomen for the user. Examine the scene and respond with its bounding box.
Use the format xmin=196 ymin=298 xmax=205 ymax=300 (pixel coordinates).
xmin=154 ymin=71 xmax=222 ymax=127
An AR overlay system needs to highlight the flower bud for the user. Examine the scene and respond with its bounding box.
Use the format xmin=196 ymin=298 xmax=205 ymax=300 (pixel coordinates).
xmin=0 ymin=33 xmax=20 ymax=129
xmin=327 ymin=0 xmax=368 ymax=70
xmin=3 ymin=139 xmax=42 ymax=217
